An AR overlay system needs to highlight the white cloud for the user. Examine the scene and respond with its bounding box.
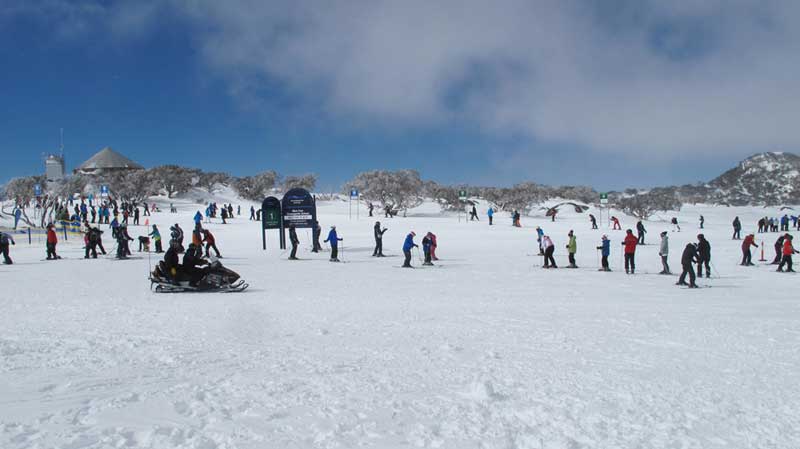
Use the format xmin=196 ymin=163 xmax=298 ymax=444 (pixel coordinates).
xmin=9 ymin=0 xmax=800 ymax=159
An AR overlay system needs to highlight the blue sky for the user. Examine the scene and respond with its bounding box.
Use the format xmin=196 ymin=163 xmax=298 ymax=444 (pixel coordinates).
xmin=2 ymin=1 xmax=799 ymax=191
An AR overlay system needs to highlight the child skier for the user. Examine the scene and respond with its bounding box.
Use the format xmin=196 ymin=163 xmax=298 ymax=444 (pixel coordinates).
xmin=46 ymin=223 xmax=60 ymax=260
xmin=422 ymin=232 xmax=434 ymax=266
xmin=596 ymin=235 xmax=610 ymax=271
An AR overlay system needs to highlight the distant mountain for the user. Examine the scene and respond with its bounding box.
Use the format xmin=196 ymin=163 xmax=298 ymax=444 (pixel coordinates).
xmin=706 ymin=152 xmax=800 ymax=206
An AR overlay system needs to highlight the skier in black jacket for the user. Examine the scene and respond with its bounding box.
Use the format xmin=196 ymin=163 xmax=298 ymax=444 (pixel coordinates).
xmin=636 ymin=221 xmax=647 ymax=245
xmin=312 ymin=221 xmax=322 ymax=253
xmin=676 ymin=243 xmax=699 ymax=288
xmin=116 ymin=224 xmax=134 ymax=259
xmin=732 ymin=216 xmax=741 ymax=239
xmin=772 ymin=235 xmax=785 ymax=264
xmin=288 ymin=225 xmax=300 ymax=260
xmin=372 ymin=221 xmax=388 ymax=257
xmin=696 ymin=234 xmax=711 ymax=278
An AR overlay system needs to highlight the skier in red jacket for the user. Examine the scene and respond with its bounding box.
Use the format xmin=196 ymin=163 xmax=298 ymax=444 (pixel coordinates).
xmin=622 ymin=229 xmax=638 ymax=274
xmin=740 ymin=234 xmax=758 ymax=266
xmin=46 ymin=223 xmax=60 ymax=260
xmin=777 ymin=234 xmax=798 ymax=272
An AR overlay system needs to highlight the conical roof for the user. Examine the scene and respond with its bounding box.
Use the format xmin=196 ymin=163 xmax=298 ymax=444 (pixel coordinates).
xmin=77 ymin=147 xmax=143 ymax=171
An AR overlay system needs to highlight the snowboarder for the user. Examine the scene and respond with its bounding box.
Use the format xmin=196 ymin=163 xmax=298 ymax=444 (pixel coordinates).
xmin=636 ymin=221 xmax=647 ymax=245
xmin=402 ymin=232 xmax=418 ymax=268
xmin=542 ymin=235 xmax=556 ymax=268
xmin=622 ymin=229 xmax=638 ymax=274
xmin=658 ymin=231 xmax=670 ymax=275
xmin=513 ymin=210 xmax=521 ymax=227
xmin=221 ymin=207 xmax=228 ymax=224
xmin=149 ymin=225 xmax=163 ymax=253
xmin=596 ymin=235 xmax=610 ymax=271
xmin=732 ymin=217 xmax=742 ymax=240
xmin=368 ymin=203 xmax=374 ymax=217
xmin=487 ymin=207 xmax=494 ymax=225
xmin=324 ymin=226 xmax=343 ymax=262
xmin=133 ymin=207 xmax=140 ymax=225
xmin=430 ymin=232 xmax=438 ymax=261
xmin=566 ymin=230 xmax=577 ymax=268
xmin=422 ymin=232 xmax=434 ymax=265
xmin=46 ymin=223 xmax=60 ymax=260
xmin=699 ymin=215 xmax=704 ymax=229
xmin=589 ymin=214 xmax=597 ymax=229
xmin=0 ymin=231 xmax=15 ymax=264
xmin=312 ymin=220 xmax=322 ymax=253
xmin=696 ymin=234 xmax=711 ymax=278
xmin=470 ymin=205 xmax=479 ymax=221
xmin=203 ymin=228 xmax=221 ymax=258
xmin=771 ymin=235 xmax=785 ymax=264
xmin=250 ymin=206 xmax=256 ymax=221
xmin=288 ymin=225 xmax=299 ymax=260
xmin=676 ymin=243 xmax=699 ymax=288
xmin=741 ymin=234 xmax=758 ymax=266
xmin=777 ymin=234 xmax=798 ymax=272
xmin=373 ymin=221 xmax=387 ymax=257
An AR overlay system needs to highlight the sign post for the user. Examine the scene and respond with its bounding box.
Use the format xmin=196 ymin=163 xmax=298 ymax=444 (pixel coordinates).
xmin=599 ymin=193 xmax=609 ymax=227
xmin=261 ymin=196 xmax=282 ymax=251
xmin=281 ymin=188 xmax=317 ymax=251
xmin=34 ymin=184 xmax=42 ymax=220
xmin=349 ymin=189 xmax=359 ymax=220
xmin=458 ymin=190 xmax=467 ymax=222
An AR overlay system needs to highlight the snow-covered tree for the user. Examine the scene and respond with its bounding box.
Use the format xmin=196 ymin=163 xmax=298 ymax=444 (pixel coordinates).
xmin=281 ymin=174 xmax=317 ymax=192
xmin=232 ymin=170 xmax=279 ymax=201
xmin=149 ymin=165 xmax=199 ymax=198
xmin=345 ymin=170 xmax=423 ymax=216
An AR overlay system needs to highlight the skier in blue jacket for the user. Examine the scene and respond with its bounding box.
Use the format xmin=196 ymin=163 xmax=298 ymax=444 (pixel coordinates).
xmin=487 ymin=207 xmax=494 ymax=226
xmin=402 ymin=232 xmax=418 ymax=268
xmin=596 ymin=235 xmax=611 ymax=271
xmin=324 ymin=226 xmax=343 ymax=262
xmin=194 ymin=211 xmax=203 ymax=226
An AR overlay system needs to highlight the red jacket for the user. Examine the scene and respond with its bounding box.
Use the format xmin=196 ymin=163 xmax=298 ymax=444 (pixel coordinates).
xmin=742 ymin=235 xmax=757 ymax=250
xmin=203 ymin=230 xmax=215 ymax=244
xmin=47 ymin=228 xmax=58 ymax=244
xmin=783 ymin=238 xmax=795 ymax=256
xmin=623 ymin=233 xmax=638 ymax=254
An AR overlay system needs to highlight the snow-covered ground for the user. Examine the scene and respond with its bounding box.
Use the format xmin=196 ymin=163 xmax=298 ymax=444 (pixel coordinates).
xmin=1 ymin=195 xmax=799 ymax=448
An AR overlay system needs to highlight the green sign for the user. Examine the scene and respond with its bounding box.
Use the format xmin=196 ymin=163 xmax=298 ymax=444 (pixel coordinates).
xmin=458 ymin=190 xmax=468 ymax=200
xmin=265 ymin=209 xmax=280 ymax=228
xmin=599 ymin=193 xmax=608 ymax=199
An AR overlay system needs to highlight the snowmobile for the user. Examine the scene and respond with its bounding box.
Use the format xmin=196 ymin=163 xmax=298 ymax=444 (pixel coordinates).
xmin=149 ymin=259 xmax=248 ymax=293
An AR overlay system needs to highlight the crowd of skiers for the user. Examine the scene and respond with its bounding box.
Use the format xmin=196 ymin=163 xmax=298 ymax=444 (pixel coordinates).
xmin=5 ymin=199 xmax=800 ymax=286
